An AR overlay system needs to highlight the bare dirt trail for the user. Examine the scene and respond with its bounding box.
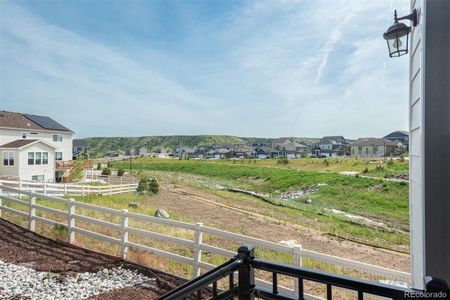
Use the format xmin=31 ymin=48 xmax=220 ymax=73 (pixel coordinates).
xmin=146 ymin=183 xmax=410 ymax=273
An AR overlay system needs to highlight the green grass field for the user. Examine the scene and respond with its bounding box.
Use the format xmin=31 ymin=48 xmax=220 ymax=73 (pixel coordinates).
xmin=111 ymin=157 xmax=410 ymax=250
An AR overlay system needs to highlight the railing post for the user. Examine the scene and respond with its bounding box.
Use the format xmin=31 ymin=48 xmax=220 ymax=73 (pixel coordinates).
xmin=192 ymin=222 xmax=204 ymax=278
xmin=424 ymin=277 xmax=450 ymax=298
xmin=293 ymin=245 xmax=303 ymax=294
xmin=68 ymin=199 xmax=76 ymax=243
xmin=29 ymin=193 xmax=36 ymax=232
xmin=120 ymin=209 xmax=129 ymax=259
xmin=237 ymin=245 xmax=255 ymax=300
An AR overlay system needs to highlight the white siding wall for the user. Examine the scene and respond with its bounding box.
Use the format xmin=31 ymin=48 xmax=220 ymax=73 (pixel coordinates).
xmin=409 ymin=0 xmax=425 ymax=290
xmin=0 ymin=149 xmax=19 ymax=177
xmin=18 ymin=143 xmax=56 ymax=182
xmin=0 ymin=128 xmax=72 ymax=161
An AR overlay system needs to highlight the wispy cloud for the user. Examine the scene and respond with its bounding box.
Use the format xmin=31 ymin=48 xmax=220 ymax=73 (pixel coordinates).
xmin=0 ymin=0 xmax=409 ymax=138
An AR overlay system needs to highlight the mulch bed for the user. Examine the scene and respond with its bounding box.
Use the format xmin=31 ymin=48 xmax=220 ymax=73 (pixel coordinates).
xmin=0 ymin=218 xmax=186 ymax=299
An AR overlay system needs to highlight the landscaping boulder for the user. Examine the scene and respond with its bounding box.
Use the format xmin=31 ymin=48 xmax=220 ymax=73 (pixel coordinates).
xmin=154 ymin=209 xmax=170 ymax=219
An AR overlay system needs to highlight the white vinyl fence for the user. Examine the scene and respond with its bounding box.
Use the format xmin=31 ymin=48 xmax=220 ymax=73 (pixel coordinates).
xmin=0 ymin=184 xmax=411 ymax=298
xmin=0 ymin=179 xmax=138 ymax=196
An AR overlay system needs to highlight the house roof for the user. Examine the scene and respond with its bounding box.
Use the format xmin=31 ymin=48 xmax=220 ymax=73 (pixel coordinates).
xmin=0 ymin=111 xmax=73 ymax=132
xmin=73 ymin=139 xmax=88 ymax=147
xmin=384 ymin=130 xmax=409 ymax=138
xmin=350 ymin=138 xmax=398 ymax=147
xmin=0 ymin=139 xmax=57 ymax=149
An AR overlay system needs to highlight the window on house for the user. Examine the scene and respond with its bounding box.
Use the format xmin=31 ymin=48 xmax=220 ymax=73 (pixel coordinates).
xmin=30 ymin=132 xmax=38 ymax=135
xmin=35 ymin=152 xmax=42 ymax=165
xmin=22 ymin=132 xmax=27 ymax=139
xmin=3 ymin=152 xmax=14 ymax=166
xmin=28 ymin=152 xmax=35 ymax=165
xmin=53 ymin=135 xmax=63 ymax=142
xmin=31 ymin=175 xmax=44 ymax=182
xmin=42 ymin=152 xmax=48 ymax=165
xmin=55 ymin=152 xmax=63 ymax=161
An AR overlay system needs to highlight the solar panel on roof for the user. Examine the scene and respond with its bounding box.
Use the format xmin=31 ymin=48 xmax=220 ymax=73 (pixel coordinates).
xmin=24 ymin=114 xmax=69 ymax=131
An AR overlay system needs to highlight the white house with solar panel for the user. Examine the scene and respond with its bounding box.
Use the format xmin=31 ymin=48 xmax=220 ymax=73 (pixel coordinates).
xmin=0 ymin=111 xmax=73 ymax=182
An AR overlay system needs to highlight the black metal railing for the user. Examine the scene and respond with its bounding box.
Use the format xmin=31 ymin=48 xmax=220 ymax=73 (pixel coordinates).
xmin=159 ymin=245 xmax=450 ymax=300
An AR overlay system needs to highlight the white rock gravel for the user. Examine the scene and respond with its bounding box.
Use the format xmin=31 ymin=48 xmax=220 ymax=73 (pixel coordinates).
xmin=0 ymin=260 xmax=156 ymax=300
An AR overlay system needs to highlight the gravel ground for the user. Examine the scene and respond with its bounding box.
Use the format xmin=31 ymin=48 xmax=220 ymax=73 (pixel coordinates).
xmin=0 ymin=261 xmax=154 ymax=299
xmin=0 ymin=218 xmax=186 ymax=299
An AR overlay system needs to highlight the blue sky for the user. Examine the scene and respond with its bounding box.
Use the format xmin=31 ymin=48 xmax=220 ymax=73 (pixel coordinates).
xmin=0 ymin=0 xmax=409 ymax=139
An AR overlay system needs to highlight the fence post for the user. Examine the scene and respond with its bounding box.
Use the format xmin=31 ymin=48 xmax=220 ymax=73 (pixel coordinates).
xmin=237 ymin=245 xmax=255 ymax=300
xmin=68 ymin=199 xmax=76 ymax=244
xmin=64 ymin=184 xmax=68 ymax=195
xmin=293 ymin=245 xmax=303 ymax=295
xmin=29 ymin=193 xmax=36 ymax=232
xmin=120 ymin=209 xmax=129 ymax=259
xmin=43 ymin=182 xmax=47 ymax=195
xmin=109 ymin=185 xmax=112 ymax=195
xmin=82 ymin=185 xmax=85 ymax=196
xmin=19 ymin=179 xmax=22 ymax=190
xmin=192 ymin=222 xmax=204 ymax=278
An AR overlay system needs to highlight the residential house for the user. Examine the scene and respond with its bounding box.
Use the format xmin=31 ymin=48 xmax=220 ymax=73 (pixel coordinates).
xmin=175 ymin=146 xmax=197 ymax=159
xmin=312 ymin=136 xmax=348 ymax=157
xmin=273 ymin=138 xmax=307 ymax=158
xmin=254 ymin=147 xmax=278 ymax=159
xmin=138 ymin=147 xmax=148 ymax=157
xmin=0 ymin=111 xmax=73 ymax=182
xmin=384 ymin=130 xmax=409 ymax=152
xmin=350 ymin=138 xmax=398 ymax=158
xmin=207 ymin=148 xmax=230 ymax=159
xmin=126 ymin=147 xmax=137 ymax=156
xmin=73 ymin=139 xmax=88 ymax=159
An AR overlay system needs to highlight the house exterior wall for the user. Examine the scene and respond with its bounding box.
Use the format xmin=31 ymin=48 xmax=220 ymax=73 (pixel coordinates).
xmin=0 ymin=149 xmax=19 ymax=177
xmin=409 ymin=0 xmax=425 ymax=289
xmin=422 ymin=0 xmax=450 ymax=285
xmin=18 ymin=143 xmax=56 ymax=182
xmin=0 ymin=128 xmax=72 ymax=161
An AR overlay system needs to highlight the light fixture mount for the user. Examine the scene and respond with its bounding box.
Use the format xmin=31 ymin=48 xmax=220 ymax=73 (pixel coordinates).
xmin=383 ymin=9 xmax=418 ymax=57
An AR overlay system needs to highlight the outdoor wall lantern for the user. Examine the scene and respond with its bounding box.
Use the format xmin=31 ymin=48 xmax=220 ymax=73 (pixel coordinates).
xmin=383 ymin=9 xmax=418 ymax=57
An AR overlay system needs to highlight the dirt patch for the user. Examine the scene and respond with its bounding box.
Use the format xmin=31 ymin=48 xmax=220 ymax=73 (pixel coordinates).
xmin=146 ymin=183 xmax=410 ymax=272
xmin=0 ymin=218 xmax=185 ymax=299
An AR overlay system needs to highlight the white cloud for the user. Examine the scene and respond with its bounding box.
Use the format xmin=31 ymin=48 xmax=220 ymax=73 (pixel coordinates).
xmin=0 ymin=0 xmax=409 ymax=138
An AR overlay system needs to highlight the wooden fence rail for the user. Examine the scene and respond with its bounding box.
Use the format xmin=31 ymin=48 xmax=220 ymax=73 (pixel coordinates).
xmin=0 ymin=184 xmax=411 ymax=298
xmin=0 ymin=179 xmax=138 ymax=196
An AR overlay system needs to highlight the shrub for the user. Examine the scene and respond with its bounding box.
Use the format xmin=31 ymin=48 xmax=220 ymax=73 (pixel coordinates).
xmin=399 ymin=154 xmax=405 ymax=162
xmin=323 ymin=159 xmax=329 ymax=167
xmin=97 ymin=163 xmax=102 ymax=170
xmin=277 ymin=156 xmax=288 ymax=165
xmin=136 ymin=177 xmax=149 ymax=193
xmin=136 ymin=177 xmax=159 ymax=194
xmin=117 ymin=169 xmax=125 ymax=176
xmin=148 ymin=177 xmax=159 ymax=194
xmin=363 ymin=166 xmax=369 ymax=173
xmin=107 ymin=161 xmax=113 ymax=167
xmin=101 ymin=168 xmax=111 ymax=175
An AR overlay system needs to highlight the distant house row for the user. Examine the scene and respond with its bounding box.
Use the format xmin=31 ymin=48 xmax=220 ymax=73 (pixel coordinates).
xmin=100 ymin=130 xmax=409 ymax=160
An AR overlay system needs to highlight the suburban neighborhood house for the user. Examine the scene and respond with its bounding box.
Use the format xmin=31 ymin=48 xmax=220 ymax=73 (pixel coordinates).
xmin=311 ymin=136 xmax=348 ymax=157
xmin=0 ymin=111 xmax=73 ymax=182
xmin=350 ymin=138 xmax=399 ymax=158
xmin=383 ymin=130 xmax=409 ymax=152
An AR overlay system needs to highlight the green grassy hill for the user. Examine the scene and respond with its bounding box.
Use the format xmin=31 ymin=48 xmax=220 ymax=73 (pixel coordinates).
xmin=84 ymin=135 xmax=320 ymax=157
